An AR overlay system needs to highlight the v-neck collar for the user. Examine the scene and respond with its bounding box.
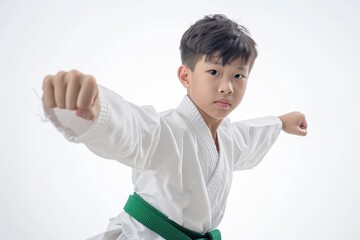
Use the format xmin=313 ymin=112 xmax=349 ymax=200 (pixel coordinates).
xmin=176 ymin=96 xmax=220 ymax=170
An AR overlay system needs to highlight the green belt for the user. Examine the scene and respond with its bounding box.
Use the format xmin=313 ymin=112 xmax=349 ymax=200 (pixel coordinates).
xmin=123 ymin=192 xmax=221 ymax=240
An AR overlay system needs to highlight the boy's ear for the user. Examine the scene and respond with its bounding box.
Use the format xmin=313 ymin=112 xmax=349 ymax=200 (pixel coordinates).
xmin=178 ymin=65 xmax=190 ymax=88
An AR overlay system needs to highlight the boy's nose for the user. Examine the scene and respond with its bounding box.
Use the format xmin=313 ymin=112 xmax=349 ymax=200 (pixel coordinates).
xmin=218 ymin=79 xmax=234 ymax=94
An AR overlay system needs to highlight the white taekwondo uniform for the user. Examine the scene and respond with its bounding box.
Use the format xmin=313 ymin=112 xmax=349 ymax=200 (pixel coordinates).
xmin=44 ymin=86 xmax=282 ymax=240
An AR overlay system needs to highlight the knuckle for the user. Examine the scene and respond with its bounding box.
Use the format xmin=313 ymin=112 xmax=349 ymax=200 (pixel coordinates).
xmin=69 ymin=69 xmax=79 ymax=75
xmin=83 ymin=74 xmax=96 ymax=84
xmin=82 ymin=75 xmax=98 ymax=93
xmin=54 ymin=71 xmax=66 ymax=83
xmin=43 ymin=75 xmax=54 ymax=86
xmin=64 ymin=72 xmax=75 ymax=84
xmin=53 ymin=71 xmax=67 ymax=85
xmin=56 ymin=70 xmax=66 ymax=77
xmin=66 ymin=69 xmax=84 ymax=83
xmin=69 ymin=69 xmax=82 ymax=79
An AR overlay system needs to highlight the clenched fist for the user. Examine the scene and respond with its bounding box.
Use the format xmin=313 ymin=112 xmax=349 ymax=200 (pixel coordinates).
xmin=42 ymin=70 xmax=100 ymax=121
xmin=279 ymin=111 xmax=308 ymax=136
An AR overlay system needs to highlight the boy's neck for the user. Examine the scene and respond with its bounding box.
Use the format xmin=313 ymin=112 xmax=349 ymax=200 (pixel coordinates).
xmin=208 ymin=121 xmax=221 ymax=139
xmin=197 ymin=107 xmax=222 ymax=146
xmin=209 ymin=121 xmax=221 ymax=153
xmin=188 ymin=96 xmax=222 ymax=151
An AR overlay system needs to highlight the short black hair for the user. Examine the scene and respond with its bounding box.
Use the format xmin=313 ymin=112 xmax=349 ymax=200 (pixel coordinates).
xmin=180 ymin=14 xmax=258 ymax=71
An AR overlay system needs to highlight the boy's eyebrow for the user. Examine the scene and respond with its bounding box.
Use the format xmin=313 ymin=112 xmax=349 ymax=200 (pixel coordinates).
xmin=206 ymin=61 xmax=248 ymax=71
xmin=234 ymin=66 xmax=248 ymax=70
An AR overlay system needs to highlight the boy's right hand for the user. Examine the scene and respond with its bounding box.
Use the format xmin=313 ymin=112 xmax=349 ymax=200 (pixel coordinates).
xmin=42 ymin=70 xmax=100 ymax=121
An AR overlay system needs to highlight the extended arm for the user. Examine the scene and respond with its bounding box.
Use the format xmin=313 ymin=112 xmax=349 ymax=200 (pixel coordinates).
xmin=42 ymin=70 xmax=160 ymax=170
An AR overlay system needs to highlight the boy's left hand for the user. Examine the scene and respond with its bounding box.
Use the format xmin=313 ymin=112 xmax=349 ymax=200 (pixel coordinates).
xmin=279 ymin=112 xmax=308 ymax=136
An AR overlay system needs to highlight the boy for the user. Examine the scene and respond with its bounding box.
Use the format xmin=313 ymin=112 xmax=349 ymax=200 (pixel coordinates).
xmin=42 ymin=14 xmax=307 ymax=240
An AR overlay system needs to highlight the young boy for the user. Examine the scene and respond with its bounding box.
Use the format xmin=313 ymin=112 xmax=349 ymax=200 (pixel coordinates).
xmin=42 ymin=14 xmax=307 ymax=240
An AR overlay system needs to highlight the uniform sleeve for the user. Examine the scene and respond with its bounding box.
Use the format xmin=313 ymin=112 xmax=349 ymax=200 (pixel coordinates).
xmin=231 ymin=116 xmax=282 ymax=170
xmin=43 ymin=85 xmax=161 ymax=170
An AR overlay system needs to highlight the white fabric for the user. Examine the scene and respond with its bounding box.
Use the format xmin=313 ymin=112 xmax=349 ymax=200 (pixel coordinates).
xmin=44 ymin=86 xmax=282 ymax=240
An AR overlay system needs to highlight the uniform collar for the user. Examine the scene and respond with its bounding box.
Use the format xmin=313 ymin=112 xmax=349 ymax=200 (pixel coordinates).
xmin=176 ymin=95 xmax=229 ymax=131
xmin=176 ymin=95 xmax=210 ymax=135
xmin=177 ymin=96 xmax=223 ymax=178
xmin=176 ymin=95 xmax=220 ymax=164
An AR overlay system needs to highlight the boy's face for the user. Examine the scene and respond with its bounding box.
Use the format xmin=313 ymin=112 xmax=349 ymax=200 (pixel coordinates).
xmin=178 ymin=55 xmax=251 ymax=126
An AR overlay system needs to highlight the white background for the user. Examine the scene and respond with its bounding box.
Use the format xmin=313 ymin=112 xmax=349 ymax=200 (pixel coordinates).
xmin=1 ymin=0 xmax=360 ymax=239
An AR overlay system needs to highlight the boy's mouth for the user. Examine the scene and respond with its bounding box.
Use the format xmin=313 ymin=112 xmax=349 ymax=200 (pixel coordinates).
xmin=214 ymin=99 xmax=231 ymax=108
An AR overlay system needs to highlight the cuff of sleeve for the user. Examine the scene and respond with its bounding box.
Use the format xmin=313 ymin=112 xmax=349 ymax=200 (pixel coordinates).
xmin=42 ymin=86 xmax=110 ymax=143
xmin=72 ymin=88 xmax=110 ymax=143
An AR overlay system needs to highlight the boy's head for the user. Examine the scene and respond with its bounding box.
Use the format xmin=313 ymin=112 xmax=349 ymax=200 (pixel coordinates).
xmin=178 ymin=15 xmax=258 ymax=125
xmin=180 ymin=14 xmax=257 ymax=72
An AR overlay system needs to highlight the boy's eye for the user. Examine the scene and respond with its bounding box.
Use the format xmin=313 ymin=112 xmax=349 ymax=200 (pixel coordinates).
xmin=208 ymin=70 xmax=218 ymax=76
xmin=234 ymin=74 xmax=244 ymax=79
